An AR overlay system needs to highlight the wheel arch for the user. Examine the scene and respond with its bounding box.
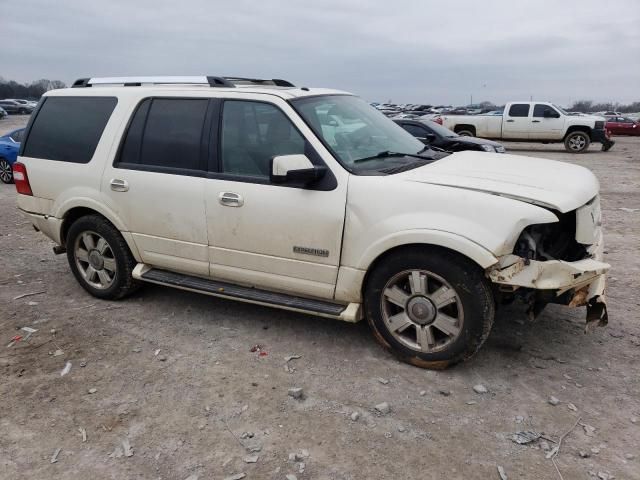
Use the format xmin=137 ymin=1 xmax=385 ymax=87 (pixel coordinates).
xmin=335 ymin=231 xmax=498 ymax=303
xmin=564 ymin=125 xmax=592 ymax=138
xmin=59 ymin=205 xmax=141 ymax=261
xmin=453 ymin=124 xmax=476 ymax=136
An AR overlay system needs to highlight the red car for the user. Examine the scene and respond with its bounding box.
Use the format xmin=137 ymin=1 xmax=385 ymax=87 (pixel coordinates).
xmin=605 ymin=116 xmax=640 ymax=136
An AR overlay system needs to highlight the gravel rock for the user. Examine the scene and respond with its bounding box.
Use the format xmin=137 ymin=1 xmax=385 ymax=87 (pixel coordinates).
xmin=243 ymin=455 xmax=259 ymax=463
xmin=223 ymin=474 xmax=246 ymax=480
xmin=350 ymin=411 xmax=360 ymax=421
xmin=375 ymin=402 xmax=391 ymax=415
xmin=579 ymin=450 xmax=591 ymax=458
xmin=548 ymin=396 xmax=560 ymax=406
xmin=87 ymin=388 xmax=97 ymax=394
xmin=567 ymin=403 xmax=578 ymax=411
xmin=288 ymin=387 xmax=304 ymax=399
xmin=377 ymin=377 xmax=389 ymax=385
xmin=419 ymin=390 xmax=426 ymax=396
xmin=285 ymin=475 xmax=297 ymax=480
xmin=473 ymin=384 xmax=488 ymax=394
xmin=438 ymin=389 xmax=451 ymax=397
xmin=624 ymin=453 xmax=635 ymax=460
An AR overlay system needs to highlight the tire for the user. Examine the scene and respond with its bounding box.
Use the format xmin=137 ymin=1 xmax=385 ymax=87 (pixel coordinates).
xmin=364 ymin=247 xmax=495 ymax=369
xmin=66 ymin=215 xmax=140 ymax=299
xmin=564 ymin=131 xmax=590 ymax=153
xmin=456 ymin=129 xmax=475 ymax=137
xmin=0 ymin=158 xmax=13 ymax=184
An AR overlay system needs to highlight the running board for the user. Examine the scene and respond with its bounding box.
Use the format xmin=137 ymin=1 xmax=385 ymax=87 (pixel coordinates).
xmin=132 ymin=264 xmax=361 ymax=322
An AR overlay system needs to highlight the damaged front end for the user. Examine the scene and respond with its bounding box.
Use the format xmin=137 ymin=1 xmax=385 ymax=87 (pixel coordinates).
xmin=488 ymin=196 xmax=609 ymax=330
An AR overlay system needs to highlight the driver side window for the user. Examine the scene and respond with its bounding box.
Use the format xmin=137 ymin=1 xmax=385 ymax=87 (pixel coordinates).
xmin=220 ymin=101 xmax=305 ymax=178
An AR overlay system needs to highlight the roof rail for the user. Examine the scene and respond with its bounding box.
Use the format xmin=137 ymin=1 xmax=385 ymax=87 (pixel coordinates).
xmin=71 ymin=76 xmax=295 ymax=88
xmin=224 ymin=77 xmax=295 ymax=87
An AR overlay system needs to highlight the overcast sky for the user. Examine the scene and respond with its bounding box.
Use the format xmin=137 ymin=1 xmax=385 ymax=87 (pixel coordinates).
xmin=3 ymin=0 xmax=639 ymax=106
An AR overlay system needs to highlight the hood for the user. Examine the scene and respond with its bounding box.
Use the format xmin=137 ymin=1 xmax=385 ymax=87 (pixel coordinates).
xmin=397 ymin=151 xmax=599 ymax=213
xmin=570 ymin=114 xmax=605 ymax=123
xmin=449 ymin=136 xmax=503 ymax=147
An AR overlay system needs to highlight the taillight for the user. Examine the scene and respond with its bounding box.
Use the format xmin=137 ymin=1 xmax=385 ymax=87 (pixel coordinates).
xmin=434 ymin=116 xmax=443 ymax=125
xmin=13 ymin=162 xmax=33 ymax=196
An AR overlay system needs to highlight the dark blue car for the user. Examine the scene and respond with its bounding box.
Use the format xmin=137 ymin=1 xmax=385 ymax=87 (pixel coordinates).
xmin=0 ymin=128 xmax=25 ymax=183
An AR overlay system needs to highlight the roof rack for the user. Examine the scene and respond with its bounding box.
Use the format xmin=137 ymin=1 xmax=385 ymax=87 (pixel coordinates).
xmin=71 ymin=76 xmax=295 ymax=88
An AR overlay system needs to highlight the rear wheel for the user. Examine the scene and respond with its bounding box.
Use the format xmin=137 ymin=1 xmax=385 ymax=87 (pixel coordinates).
xmin=66 ymin=215 xmax=140 ymax=299
xmin=456 ymin=129 xmax=475 ymax=137
xmin=564 ymin=131 xmax=590 ymax=153
xmin=364 ymin=247 xmax=495 ymax=369
xmin=0 ymin=158 xmax=13 ymax=183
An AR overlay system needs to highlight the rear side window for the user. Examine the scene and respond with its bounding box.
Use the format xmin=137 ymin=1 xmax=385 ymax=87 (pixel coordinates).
xmin=118 ymin=98 xmax=209 ymax=172
xmin=22 ymin=97 xmax=117 ymax=163
xmin=508 ymin=104 xmax=530 ymax=117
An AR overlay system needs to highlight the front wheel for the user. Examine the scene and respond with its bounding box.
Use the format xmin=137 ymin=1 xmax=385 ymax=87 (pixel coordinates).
xmin=0 ymin=158 xmax=13 ymax=183
xmin=456 ymin=129 xmax=475 ymax=137
xmin=66 ymin=215 xmax=140 ymax=299
xmin=364 ymin=248 xmax=495 ymax=369
xmin=564 ymin=131 xmax=590 ymax=153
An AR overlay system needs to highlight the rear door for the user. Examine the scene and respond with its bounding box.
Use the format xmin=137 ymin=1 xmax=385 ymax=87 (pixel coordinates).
xmin=502 ymin=103 xmax=531 ymax=139
xmin=101 ymin=96 xmax=213 ymax=277
xmin=530 ymin=104 xmax=565 ymax=139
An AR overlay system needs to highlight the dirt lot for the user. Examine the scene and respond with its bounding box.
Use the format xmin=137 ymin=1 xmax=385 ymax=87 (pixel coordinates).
xmin=1 ymin=114 xmax=639 ymax=480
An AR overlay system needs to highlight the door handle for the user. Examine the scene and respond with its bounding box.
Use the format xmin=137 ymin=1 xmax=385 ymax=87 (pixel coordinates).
xmin=532 ymin=120 xmax=540 ymax=123
xmin=110 ymin=178 xmax=129 ymax=192
xmin=506 ymin=119 xmax=515 ymax=123
xmin=219 ymin=192 xmax=244 ymax=207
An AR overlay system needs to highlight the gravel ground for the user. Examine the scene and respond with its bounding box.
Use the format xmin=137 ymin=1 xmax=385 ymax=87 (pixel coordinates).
xmin=1 ymin=114 xmax=639 ymax=480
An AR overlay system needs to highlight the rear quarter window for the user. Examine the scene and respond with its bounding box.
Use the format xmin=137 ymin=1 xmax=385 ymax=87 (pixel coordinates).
xmin=22 ymin=96 xmax=117 ymax=163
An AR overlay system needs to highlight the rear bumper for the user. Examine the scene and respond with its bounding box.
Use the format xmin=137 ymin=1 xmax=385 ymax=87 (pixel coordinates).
xmin=19 ymin=208 xmax=63 ymax=245
xmin=488 ymin=233 xmax=609 ymax=329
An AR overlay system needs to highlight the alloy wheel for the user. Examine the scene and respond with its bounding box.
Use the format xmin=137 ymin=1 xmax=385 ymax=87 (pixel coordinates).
xmin=380 ymin=269 xmax=464 ymax=353
xmin=0 ymin=159 xmax=12 ymax=183
xmin=74 ymin=231 xmax=117 ymax=289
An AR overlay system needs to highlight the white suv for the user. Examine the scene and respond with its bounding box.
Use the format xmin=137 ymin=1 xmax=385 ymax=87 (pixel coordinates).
xmin=14 ymin=76 xmax=609 ymax=368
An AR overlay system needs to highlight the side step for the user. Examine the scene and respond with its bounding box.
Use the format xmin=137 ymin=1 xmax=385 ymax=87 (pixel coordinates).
xmin=132 ymin=264 xmax=361 ymax=322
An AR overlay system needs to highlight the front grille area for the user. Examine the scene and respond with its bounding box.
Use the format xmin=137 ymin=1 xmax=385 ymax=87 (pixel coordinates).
xmin=514 ymin=209 xmax=588 ymax=262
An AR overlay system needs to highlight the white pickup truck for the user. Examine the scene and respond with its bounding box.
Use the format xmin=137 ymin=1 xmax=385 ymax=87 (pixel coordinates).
xmin=440 ymin=102 xmax=613 ymax=153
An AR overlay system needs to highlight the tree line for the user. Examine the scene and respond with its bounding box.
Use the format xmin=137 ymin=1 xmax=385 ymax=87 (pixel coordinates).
xmin=0 ymin=78 xmax=66 ymax=100
xmin=567 ymin=100 xmax=640 ymax=113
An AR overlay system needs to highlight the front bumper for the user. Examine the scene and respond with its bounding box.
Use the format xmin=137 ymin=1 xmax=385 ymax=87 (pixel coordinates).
xmin=488 ymin=234 xmax=609 ymax=330
xmin=591 ymin=127 xmax=614 ymax=146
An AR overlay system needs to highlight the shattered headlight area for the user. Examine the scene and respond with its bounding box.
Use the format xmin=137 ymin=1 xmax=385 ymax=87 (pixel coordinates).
xmin=489 ymin=197 xmax=609 ymax=330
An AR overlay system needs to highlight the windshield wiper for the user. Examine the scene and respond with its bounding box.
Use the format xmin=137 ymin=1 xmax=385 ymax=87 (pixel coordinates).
xmin=354 ymin=150 xmax=429 ymax=163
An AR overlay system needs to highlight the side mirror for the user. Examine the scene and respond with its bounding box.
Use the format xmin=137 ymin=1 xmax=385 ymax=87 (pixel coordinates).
xmin=544 ymin=109 xmax=559 ymax=118
xmin=270 ymin=154 xmax=327 ymax=185
xmin=425 ymin=133 xmax=437 ymax=142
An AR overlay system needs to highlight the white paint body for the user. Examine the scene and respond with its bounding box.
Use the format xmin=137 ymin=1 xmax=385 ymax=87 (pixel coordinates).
xmin=16 ymin=84 xmax=608 ymax=317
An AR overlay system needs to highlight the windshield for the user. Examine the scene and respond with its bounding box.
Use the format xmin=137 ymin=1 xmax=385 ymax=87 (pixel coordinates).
xmin=552 ymin=104 xmax=569 ymax=116
xmin=291 ymin=95 xmax=430 ymax=170
xmin=422 ymin=120 xmax=458 ymax=138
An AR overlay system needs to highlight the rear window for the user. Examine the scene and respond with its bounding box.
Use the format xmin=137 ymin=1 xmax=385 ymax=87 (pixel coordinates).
xmin=22 ymin=96 xmax=117 ymax=163
xmin=117 ymin=98 xmax=209 ymax=172
xmin=508 ymin=104 xmax=530 ymax=117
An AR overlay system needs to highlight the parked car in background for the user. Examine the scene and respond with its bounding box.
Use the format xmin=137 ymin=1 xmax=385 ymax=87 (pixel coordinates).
xmin=440 ymin=102 xmax=614 ymax=153
xmin=0 ymin=107 xmax=7 ymax=119
xmin=0 ymin=100 xmax=34 ymax=114
xmin=6 ymin=98 xmax=38 ymax=108
xmin=0 ymin=128 xmax=25 ymax=183
xmin=605 ymin=116 xmax=640 ymax=136
xmin=394 ymin=119 xmax=505 ymax=153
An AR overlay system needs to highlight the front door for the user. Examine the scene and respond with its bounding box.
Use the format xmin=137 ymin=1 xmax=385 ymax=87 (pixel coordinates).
xmin=205 ymin=98 xmax=347 ymax=299
xmin=502 ymin=103 xmax=531 ymax=139
xmin=102 ymin=97 xmax=211 ymax=277
xmin=530 ymin=104 xmax=566 ymax=140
